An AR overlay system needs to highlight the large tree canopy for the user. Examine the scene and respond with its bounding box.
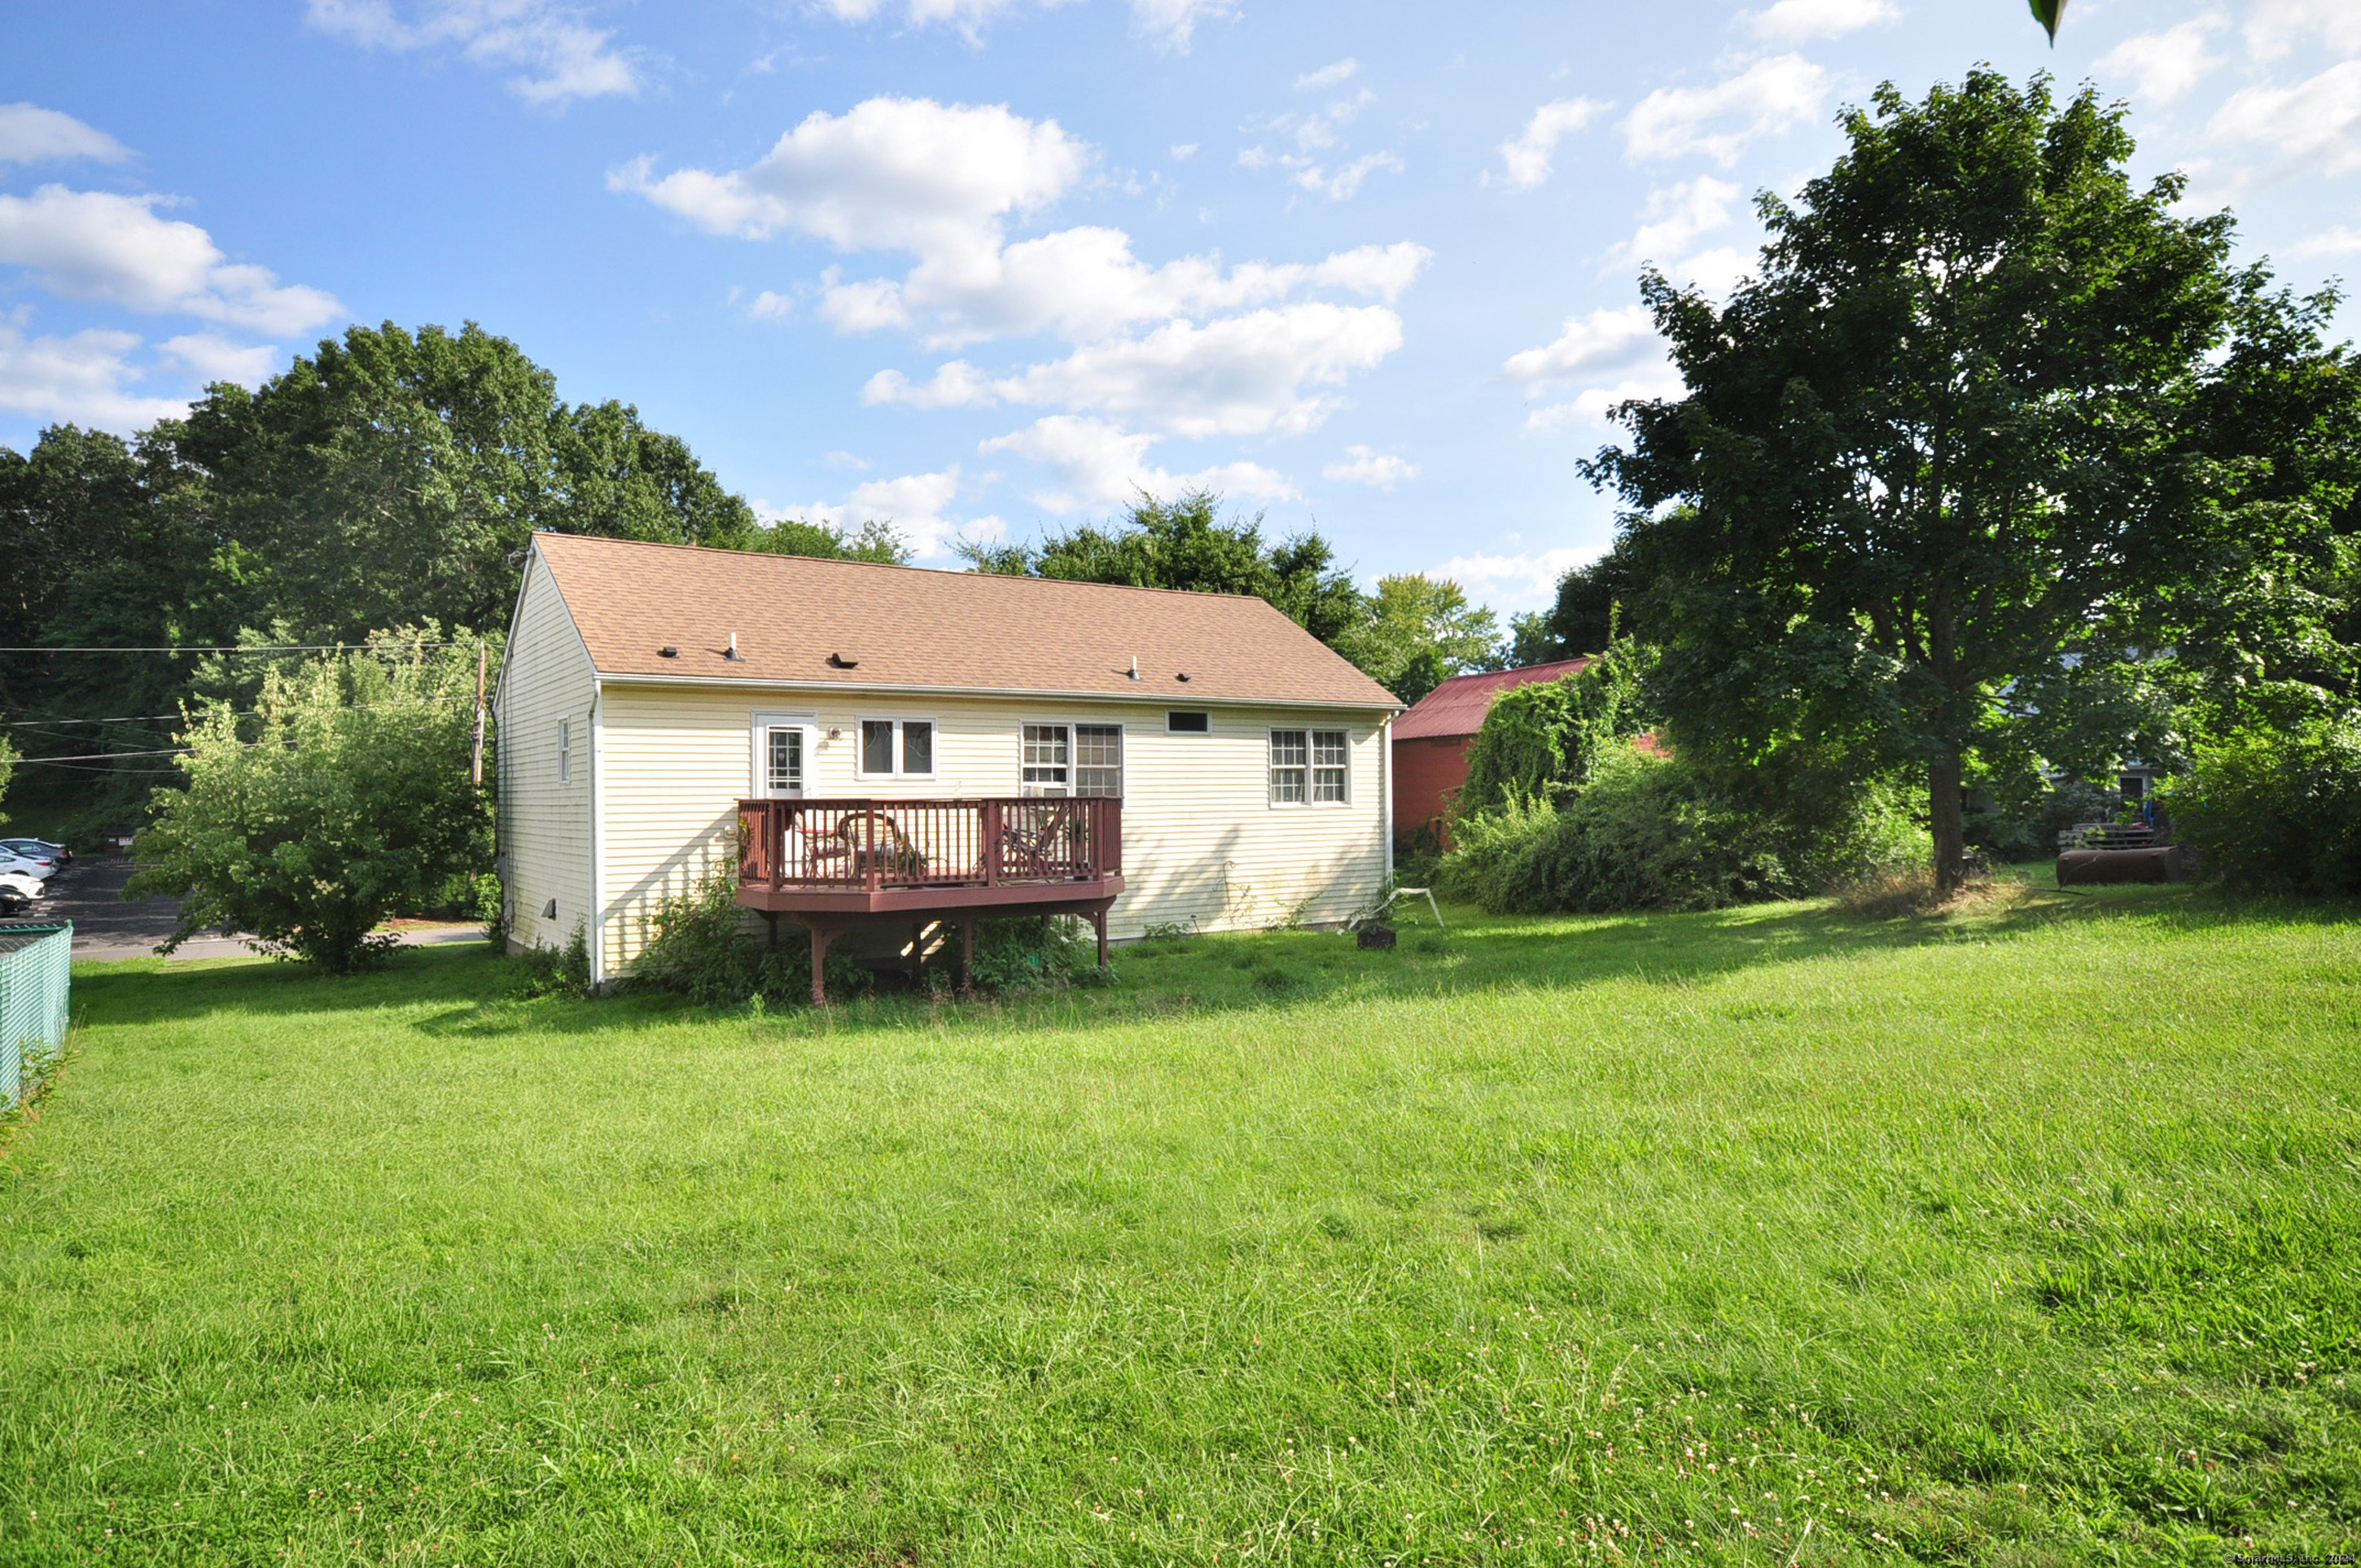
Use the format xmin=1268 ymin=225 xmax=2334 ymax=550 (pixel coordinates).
xmin=1586 ymin=71 xmax=2361 ymax=888
xmin=0 ymin=322 xmax=902 ymax=826
xmin=961 ymin=491 xmax=1369 ymax=650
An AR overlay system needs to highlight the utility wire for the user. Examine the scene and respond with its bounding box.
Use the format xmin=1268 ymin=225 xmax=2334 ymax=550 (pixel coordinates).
xmin=0 ymin=640 xmax=481 ymax=654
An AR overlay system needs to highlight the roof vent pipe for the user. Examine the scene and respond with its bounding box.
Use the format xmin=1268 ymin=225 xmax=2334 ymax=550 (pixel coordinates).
xmin=726 ymin=633 xmax=740 ymax=661
xmin=1128 ymin=655 xmax=1139 ymax=681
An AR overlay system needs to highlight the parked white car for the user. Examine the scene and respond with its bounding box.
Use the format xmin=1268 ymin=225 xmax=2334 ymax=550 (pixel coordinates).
xmin=0 ymin=853 xmax=56 ymax=883
xmin=0 ymin=870 xmax=44 ymax=912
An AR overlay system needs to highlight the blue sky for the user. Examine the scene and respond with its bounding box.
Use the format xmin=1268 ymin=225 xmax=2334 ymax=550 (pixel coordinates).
xmin=7 ymin=1 xmax=2361 ymax=613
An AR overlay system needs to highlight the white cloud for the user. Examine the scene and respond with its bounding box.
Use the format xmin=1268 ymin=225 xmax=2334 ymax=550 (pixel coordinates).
xmin=1237 ymin=88 xmax=1400 ymax=201
xmin=1522 ymin=370 xmax=1680 ymax=432
xmin=304 ymin=0 xmax=642 ymax=104
xmin=1126 ymin=0 xmax=1235 ymax=49
xmin=1739 ymin=0 xmax=1898 ymax=45
xmin=763 ymin=466 xmax=1001 ymax=559
xmin=820 ymin=228 xmax=1430 ymax=349
xmin=0 ymin=186 xmax=344 ymax=335
xmin=0 ymin=324 xmax=187 ymax=431
xmin=2098 ymin=19 xmax=2226 ymax=107
xmin=1170 ymin=142 xmax=1198 ymax=161
xmin=747 ymin=289 xmax=795 ymax=320
xmin=1612 ymin=177 xmax=1741 ymax=269
xmin=1321 ymin=445 xmax=1417 ymax=488
xmin=2211 ymin=61 xmax=2361 ymax=175
xmin=158 ymin=332 xmax=281 ymax=387
xmin=1496 ymin=99 xmax=1609 ymax=189
xmin=1502 ymin=304 xmax=1659 ymax=390
xmin=613 ymin=97 xmax=1088 ymax=249
xmin=1623 ymin=55 xmax=1829 ymax=166
xmin=0 ymin=104 xmax=130 ymax=166
xmin=1664 ymin=244 xmax=1750 ymax=296
xmin=869 ymin=302 xmax=1407 ymax=437
xmin=815 ymin=0 xmax=1230 ymax=48
xmin=1296 ymin=59 xmax=1358 ymax=91
xmin=2247 ymin=0 xmax=2361 ymax=64
xmin=979 ymin=415 xmax=1295 ymax=513
xmin=2291 ymin=225 xmax=2361 ymax=259
xmin=1428 ymin=546 xmax=1598 ymax=607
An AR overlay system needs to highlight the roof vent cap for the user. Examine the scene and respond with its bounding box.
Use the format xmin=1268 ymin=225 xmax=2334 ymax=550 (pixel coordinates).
xmin=725 ymin=633 xmax=742 ymax=661
xmin=658 ymin=646 xmax=678 ymax=659
xmin=828 ymin=652 xmax=859 ymax=669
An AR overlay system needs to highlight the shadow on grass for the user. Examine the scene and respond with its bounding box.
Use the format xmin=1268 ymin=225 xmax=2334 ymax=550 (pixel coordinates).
xmin=68 ymin=880 xmax=2355 ymax=1043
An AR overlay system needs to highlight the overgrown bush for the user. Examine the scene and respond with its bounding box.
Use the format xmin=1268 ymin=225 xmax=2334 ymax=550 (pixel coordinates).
xmin=1437 ymin=748 xmax=1923 ymax=914
xmin=513 ymin=925 xmax=591 ymax=997
xmin=128 ymin=631 xmax=494 ymax=972
xmin=2161 ymin=720 xmax=2361 ymax=896
xmin=1456 ymin=637 xmax=1648 ymax=819
xmin=966 ymin=915 xmax=1111 ymax=994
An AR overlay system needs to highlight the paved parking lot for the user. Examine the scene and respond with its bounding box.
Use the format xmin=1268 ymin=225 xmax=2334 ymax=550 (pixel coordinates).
xmin=0 ymin=857 xmax=484 ymax=961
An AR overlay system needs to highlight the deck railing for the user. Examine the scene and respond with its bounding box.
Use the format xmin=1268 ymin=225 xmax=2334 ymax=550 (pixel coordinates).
xmin=738 ymin=796 xmax=1123 ymax=892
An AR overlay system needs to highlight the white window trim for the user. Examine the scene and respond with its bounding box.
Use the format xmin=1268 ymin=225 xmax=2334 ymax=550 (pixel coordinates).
xmin=1017 ymin=720 xmax=1126 ymax=798
xmin=1268 ymin=726 xmax=1352 ymax=809
xmin=853 ymin=715 xmax=940 ymax=781
xmin=749 ymin=710 xmax=817 ymax=799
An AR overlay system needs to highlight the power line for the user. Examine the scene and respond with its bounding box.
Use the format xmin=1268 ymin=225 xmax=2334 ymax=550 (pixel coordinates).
xmin=0 ymin=639 xmax=483 ymax=654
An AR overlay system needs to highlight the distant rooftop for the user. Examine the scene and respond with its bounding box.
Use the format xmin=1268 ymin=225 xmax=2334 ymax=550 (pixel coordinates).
xmin=1391 ymin=659 xmax=1592 ymax=741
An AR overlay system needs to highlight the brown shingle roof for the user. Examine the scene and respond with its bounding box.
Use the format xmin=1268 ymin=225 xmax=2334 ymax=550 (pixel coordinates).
xmin=1391 ymin=659 xmax=1591 ymax=741
xmin=530 ymin=532 xmax=1401 ymax=709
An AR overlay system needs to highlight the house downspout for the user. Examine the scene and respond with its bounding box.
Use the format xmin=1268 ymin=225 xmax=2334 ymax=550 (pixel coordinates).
xmin=587 ymin=677 xmax=607 ymax=991
xmin=1382 ymin=713 xmax=1395 ymax=885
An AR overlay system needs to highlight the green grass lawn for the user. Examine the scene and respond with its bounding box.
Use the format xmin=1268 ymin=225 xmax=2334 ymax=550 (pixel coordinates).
xmin=2 ymin=884 xmax=2357 ymax=1565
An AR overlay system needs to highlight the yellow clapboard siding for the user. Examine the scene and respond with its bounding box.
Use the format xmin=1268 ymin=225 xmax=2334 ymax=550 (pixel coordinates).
xmin=591 ymin=685 xmax=1390 ymax=972
xmin=491 ymin=554 xmax=597 ymax=956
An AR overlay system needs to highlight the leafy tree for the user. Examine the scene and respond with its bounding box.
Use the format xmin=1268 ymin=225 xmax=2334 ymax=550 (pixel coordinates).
xmin=127 ymin=632 xmax=494 ymax=972
xmin=1525 ymin=538 xmax=1653 ymax=664
xmin=1585 ymin=72 xmax=2361 ymax=890
xmin=1334 ymin=575 xmax=1505 ymax=703
xmin=742 ymin=517 xmax=909 ymax=564
xmin=961 ymin=491 xmax=1367 ymax=647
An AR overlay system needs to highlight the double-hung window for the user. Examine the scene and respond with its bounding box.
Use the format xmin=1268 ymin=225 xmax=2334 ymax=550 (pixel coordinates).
xmin=1021 ymin=723 xmax=1122 ymax=796
xmin=1270 ymin=729 xmax=1348 ymax=805
xmin=856 ymin=718 xmax=936 ymax=778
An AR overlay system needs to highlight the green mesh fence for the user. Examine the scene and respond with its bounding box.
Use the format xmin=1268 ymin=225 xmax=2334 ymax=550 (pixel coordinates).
xmin=0 ymin=923 xmax=72 ymax=1106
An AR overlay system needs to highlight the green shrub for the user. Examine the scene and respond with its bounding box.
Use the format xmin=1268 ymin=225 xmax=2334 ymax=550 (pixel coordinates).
xmin=514 ymin=925 xmax=592 ymax=998
xmin=2161 ymin=720 xmax=2361 ymax=896
xmin=966 ymin=915 xmax=1111 ymax=994
xmin=1437 ymin=748 xmax=1923 ymax=915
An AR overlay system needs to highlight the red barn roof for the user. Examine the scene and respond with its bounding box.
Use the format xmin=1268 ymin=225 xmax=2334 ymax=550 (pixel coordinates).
xmin=1391 ymin=659 xmax=1592 ymax=741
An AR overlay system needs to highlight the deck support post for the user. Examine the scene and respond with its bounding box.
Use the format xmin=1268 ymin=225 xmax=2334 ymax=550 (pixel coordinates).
xmin=958 ymin=919 xmax=975 ymax=997
xmin=808 ymin=922 xmax=832 ymax=1007
xmin=762 ymin=911 xmax=779 ymax=949
xmin=1092 ymin=909 xmax=1108 ymax=970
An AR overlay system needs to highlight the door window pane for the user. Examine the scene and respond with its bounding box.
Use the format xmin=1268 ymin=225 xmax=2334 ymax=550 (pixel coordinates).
xmin=1269 ymin=729 xmax=1308 ymax=804
xmin=767 ymin=727 xmax=802 ymax=794
xmin=861 ymin=719 xmax=895 ymax=774
xmin=1022 ymin=724 xmax=1070 ymax=794
xmin=1075 ymin=725 xmax=1123 ymax=797
xmin=901 ymin=720 xmax=934 ymax=775
xmin=1312 ymin=730 xmax=1348 ymax=803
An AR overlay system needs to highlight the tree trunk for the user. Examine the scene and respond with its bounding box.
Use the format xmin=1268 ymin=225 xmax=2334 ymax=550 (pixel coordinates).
xmin=1930 ymin=747 xmax=1966 ymax=893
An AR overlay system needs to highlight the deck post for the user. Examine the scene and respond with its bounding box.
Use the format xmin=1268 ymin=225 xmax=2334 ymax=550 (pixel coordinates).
xmin=763 ymin=911 xmax=778 ymax=949
xmin=1093 ymin=909 xmax=1108 ymax=969
xmin=809 ymin=922 xmax=831 ymax=1007
xmin=958 ymin=919 xmax=975 ymax=997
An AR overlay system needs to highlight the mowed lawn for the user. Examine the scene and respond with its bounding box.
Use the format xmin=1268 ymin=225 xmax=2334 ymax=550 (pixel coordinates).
xmin=2 ymin=887 xmax=2357 ymax=1566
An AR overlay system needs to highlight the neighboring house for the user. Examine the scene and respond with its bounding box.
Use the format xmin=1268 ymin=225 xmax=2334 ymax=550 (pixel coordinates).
xmin=494 ymin=532 xmax=1402 ymax=991
xmin=1390 ymin=659 xmax=1592 ymax=851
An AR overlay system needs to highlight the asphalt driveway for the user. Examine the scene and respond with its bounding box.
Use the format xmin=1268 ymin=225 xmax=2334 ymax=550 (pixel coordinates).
xmin=0 ymin=857 xmax=484 ymax=961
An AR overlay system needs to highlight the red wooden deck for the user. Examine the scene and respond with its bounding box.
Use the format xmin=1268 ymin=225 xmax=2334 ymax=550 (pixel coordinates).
xmin=736 ymin=796 xmax=1124 ymax=1002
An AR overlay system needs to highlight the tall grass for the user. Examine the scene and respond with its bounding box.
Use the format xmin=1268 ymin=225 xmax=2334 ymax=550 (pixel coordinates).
xmin=0 ymin=883 xmax=2354 ymax=1563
